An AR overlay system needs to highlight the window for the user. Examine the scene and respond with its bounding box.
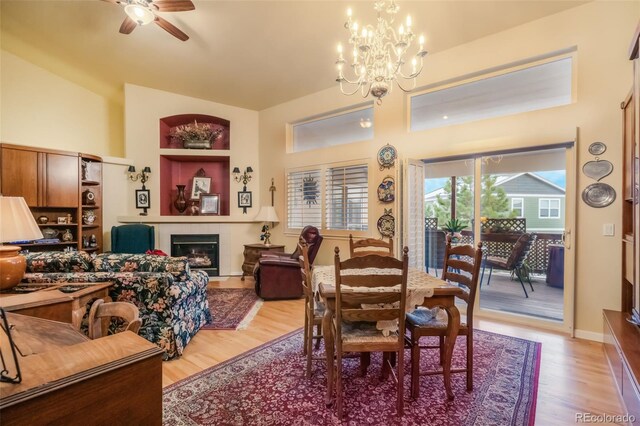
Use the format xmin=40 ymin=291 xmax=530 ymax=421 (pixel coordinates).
xmin=291 ymin=106 xmax=373 ymax=152
xmin=286 ymin=163 xmax=369 ymax=232
xmin=539 ymin=198 xmax=560 ymax=218
xmin=410 ymin=56 xmax=573 ymax=131
xmin=511 ymin=198 xmax=524 ymax=217
xmin=287 ymin=170 xmax=322 ymax=229
xmin=325 ymin=165 xmax=368 ymax=231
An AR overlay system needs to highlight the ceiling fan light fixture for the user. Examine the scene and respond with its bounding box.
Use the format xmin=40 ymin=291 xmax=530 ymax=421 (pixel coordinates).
xmin=124 ymin=4 xmax=155 ymax=25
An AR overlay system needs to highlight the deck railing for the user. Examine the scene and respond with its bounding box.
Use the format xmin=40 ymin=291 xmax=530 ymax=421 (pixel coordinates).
xmin=426 ymin=216 xmax=562 ymax=275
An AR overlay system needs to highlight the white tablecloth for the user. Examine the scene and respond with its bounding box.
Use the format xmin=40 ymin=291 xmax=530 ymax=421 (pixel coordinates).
xmin=312 ymin=265 xmax=450 ymax=335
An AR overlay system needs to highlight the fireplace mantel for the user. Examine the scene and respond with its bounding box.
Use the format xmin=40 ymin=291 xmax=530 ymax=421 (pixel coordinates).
xmin=117 ymin=216 xmax=259 ymax=224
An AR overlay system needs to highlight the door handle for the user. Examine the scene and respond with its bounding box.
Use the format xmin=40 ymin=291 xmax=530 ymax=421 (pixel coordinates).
xmin=562 ymin=230 xmax=571 ymax=249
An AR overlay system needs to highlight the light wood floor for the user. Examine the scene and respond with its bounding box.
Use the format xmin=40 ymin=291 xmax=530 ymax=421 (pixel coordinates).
xmin=163 ymin=277 xmax=623 ymax=425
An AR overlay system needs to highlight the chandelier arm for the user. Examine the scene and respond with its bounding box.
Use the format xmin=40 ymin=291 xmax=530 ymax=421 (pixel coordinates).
xmin=394 ymin=77 xmax=417 ymax=93
xmin=340 ymin=81 xmax=367 ymax=96
xmin=397 ymin=62 xmax=424 ymax=80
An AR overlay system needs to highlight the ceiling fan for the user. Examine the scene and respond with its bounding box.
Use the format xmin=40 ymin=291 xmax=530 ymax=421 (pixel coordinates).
xmin=101 ymin=0 xmax=195 ymax=41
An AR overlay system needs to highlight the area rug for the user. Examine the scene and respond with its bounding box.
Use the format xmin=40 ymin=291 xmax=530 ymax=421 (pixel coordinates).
xmin=163 ymin=329 xmax=541 ymax=425
xmin=202 ymin=288 xmax=262 ymax=330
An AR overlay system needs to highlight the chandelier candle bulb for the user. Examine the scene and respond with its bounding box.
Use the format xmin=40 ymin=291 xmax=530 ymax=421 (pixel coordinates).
xmin=334 ymin=0 xmax=427 ymax=104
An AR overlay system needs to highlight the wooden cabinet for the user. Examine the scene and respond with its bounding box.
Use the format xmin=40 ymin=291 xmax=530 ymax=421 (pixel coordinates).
xmin=45 ymin=153 xmax=79 ymax=207
xmin=241 ymin=244 xmax=285 ymax=280
xmin=0 ymin=145 xmax=78 ymax=207
xmin=603 ymin=310 xmax=640 ymax=421
xmin=1 ymin=148 xmax=39 ymax=206
xmin=0 ymin=144 xmax=102 ymax=253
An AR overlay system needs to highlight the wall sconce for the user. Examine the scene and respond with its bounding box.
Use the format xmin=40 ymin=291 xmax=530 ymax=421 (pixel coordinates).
xmin=232 ymin=166 xmax=253 ymax=190
xmin=233 ymin=166 xmax=253 ymax=214
xmin=127 ymin=166 xmax=152 ymax=189
xmin=127 ymin=166 xmax=151 ymax=216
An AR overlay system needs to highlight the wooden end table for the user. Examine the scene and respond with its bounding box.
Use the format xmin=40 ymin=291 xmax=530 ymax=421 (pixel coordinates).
xmin=0 ymin=282 xmax=113 ymax=330
xmin=241 ymin=243 xmax=285 ymax=280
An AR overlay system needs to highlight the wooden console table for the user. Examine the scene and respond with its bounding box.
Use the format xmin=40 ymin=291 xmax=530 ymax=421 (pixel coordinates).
xmin=0 ymin=313 xmax=163 ymax=425
xmin=0 ymin=283 xmax=112 ymax=329
xmin=241 ymin=243 xmax=285 ymax=280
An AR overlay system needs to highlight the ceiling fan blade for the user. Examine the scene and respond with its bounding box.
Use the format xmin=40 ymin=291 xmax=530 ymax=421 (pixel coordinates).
xmin=154 ymin=16 xmax=189 ymax=41
xmin=119 ymin=16 xmax=137 ymax=34
xmin=100 ymin=0 xmax=121 ymax=4
xmin=152 ymin=0 xmax=195 ymax=12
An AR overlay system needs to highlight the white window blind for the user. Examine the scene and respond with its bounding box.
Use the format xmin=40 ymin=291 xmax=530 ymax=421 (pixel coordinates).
xmin=292 ymin=107 xmax=374 ymax=153
xmin=325 ymin=165 xmax=368 ymax=231
xmin=287 ymin=170 xmax=322 ymax=229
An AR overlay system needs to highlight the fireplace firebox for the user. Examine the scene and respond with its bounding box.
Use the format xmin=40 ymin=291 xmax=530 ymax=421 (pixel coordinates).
xmin=171 ymin=234 xmax=219 ymax=277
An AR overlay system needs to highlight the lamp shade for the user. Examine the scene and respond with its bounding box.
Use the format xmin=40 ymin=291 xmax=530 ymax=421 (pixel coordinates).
xmin=0 ymin=196 xmax=43 ymax=243
xmin=254 ymin=206 xmax=279 ymax=223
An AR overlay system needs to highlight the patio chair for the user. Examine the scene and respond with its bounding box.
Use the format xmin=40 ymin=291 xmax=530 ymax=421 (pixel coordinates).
xmin=481 ymin=232 xmax=537 ymax=298
xmin=425 ymin=230 xmax=446 ymax=277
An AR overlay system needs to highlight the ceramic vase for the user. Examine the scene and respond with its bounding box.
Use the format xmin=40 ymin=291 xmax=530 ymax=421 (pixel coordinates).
xmin=174 ymin=185 xmax=187 ymax=213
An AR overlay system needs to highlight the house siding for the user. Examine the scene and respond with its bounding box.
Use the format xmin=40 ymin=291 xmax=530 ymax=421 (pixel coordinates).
xmin=509 ymin=196 xmax=565 ymax=231
xmin=499 ymin=174 xmax=565 ymax=195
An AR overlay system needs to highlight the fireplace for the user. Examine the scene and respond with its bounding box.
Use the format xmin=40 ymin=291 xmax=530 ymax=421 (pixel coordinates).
xmin=171 ymin=234 xmax=219 ymax=277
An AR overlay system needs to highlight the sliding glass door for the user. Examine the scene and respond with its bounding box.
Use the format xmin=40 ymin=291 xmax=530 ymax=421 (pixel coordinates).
xmin=415 ymin=144 xmax=575 ymax=331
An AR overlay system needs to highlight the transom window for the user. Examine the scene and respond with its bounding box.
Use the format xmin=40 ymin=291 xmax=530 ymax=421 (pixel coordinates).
xmin=410 ymin=56 xmax=573 ymax=131
xmin=291 ymin=106 xmax=374 ymax=152
xmin=286 ymin=163 xmax=369 ymax=232
xmin=539 ymin=198 xmax=560 ymax=219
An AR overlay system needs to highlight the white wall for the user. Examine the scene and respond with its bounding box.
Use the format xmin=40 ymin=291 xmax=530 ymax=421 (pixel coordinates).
xmin=0 ymin=50 xmax=123 ymax=157
xmin=259 ymin=1 xmax=640 ymax=335
xmin=123 ymin=84 xmax=261 ymax=274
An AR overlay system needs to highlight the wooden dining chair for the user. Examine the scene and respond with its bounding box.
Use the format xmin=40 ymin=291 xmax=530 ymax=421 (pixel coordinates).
xmin=332 ymin=246 xmax=409 ymax=418
xmin=348 ymin=234 xmax=394 ymax=257
xmin=88 ymin=299 xmax=141 ymax=339
xmin=405 ymin=236 xmax=483 ymax=398
xmin=298 ymin=239 xmax=325 ymax=378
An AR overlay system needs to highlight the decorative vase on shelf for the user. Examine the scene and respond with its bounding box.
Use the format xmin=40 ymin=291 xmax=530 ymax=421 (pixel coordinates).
xmin=174 ymin=185 xmax=187 ymax=214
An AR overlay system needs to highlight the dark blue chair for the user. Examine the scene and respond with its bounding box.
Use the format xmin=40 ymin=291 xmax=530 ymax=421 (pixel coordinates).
xmin=111 ymin=224 xmax=155 ymax=254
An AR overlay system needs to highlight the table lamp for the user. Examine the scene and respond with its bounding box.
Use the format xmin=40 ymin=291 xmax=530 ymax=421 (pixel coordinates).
xmin=255 ymin=206 xmax=279 ymax=246
xmin=0 ymin=196 xmax=43 ymax=290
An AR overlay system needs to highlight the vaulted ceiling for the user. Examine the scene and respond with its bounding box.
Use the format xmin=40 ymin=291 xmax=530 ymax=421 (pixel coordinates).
xmin=1 ymin=1 xmax=588 ymax=110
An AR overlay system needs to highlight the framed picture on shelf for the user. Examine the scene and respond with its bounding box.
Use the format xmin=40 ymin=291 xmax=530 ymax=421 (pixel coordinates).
xmin=136 ymin=189 xmax=150 ymax=209
xmin=200 ymin=193 xmax=220 ymax=215
xmin=191 ymin=177 xmax=212 ymax=200
xmin=238 ymin=191 xmax=252 ymax=208
xmin=57 ymin=217 xmax=68 ymax=224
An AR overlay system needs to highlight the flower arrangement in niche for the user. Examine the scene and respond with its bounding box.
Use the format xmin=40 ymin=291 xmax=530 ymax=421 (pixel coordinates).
xmin=169 ymin=121 xmax=223 ymax=149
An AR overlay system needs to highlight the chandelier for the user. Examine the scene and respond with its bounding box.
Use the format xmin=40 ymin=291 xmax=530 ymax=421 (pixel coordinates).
xmin=335 ymin=1 xmax=427 ymax=104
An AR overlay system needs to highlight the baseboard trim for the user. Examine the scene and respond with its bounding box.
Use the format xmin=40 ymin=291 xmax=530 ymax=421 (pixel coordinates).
xmin=574 ymin=329 xmax=603 ymax=342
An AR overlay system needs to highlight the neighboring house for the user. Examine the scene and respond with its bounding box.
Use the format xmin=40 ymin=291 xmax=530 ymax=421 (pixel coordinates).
xmin=424 ymin=172 xmax=565 ymax=232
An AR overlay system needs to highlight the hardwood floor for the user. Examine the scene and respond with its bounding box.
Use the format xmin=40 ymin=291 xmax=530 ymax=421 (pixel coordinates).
xmin=163 ymin=277 xmax=623 ymax=425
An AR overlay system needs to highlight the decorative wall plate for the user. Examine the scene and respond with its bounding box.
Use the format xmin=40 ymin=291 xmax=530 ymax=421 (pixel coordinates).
xmin=582 ymin=159 xmax=613 ymax=182
xmin=377 ymin=144 xmax=397 ymax=171
xmin=588 ymin=142 xmax=607 ymax=156
xmin=582 ymin=183 xmax=616 ymax=208
xmin=377 ymin=208 xmax=396 ymax=238
xmin=377 ymin=176 xmax=395 ymax=203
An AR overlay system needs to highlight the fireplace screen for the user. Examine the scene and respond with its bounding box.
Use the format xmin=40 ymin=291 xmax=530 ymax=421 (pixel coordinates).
xmin=171 ymin=234 xmax=219 ymax=277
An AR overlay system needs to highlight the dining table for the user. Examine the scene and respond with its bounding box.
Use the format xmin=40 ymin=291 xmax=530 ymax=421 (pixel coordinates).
xmin=313 ymin=265 xmax=465 ymax=403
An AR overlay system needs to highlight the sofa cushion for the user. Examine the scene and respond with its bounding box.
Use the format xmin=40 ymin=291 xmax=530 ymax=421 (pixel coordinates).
xmin=25 ymin=251 xmax=93 ymax=273
xmin=93 ymin=253 xmax=190 ymax=280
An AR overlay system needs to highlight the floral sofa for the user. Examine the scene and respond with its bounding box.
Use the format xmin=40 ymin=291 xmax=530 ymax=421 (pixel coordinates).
xmin=22 ymin=251 xmax=211 ymax=360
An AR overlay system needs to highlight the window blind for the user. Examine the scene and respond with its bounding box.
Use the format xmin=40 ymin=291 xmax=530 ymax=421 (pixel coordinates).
xmin=287 ymin=170 xmax=322 ymax=229
xmin=325 ymin=165 xmax=368 ymax=231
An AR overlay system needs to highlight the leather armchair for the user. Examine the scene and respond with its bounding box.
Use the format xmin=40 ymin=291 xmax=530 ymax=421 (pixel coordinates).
xmin=254 ymin=226 xmax=323 ymax=300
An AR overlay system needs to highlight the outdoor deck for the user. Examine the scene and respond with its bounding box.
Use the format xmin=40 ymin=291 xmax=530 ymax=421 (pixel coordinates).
xmin=428 ymin=268 xmax=564 ymax=321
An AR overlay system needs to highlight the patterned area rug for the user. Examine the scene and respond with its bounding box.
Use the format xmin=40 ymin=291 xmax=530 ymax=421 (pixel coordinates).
xmin=202 ymin=288 xmax=262 ymax=330
xmin=163 ymin=329 xmax=540 ymax=425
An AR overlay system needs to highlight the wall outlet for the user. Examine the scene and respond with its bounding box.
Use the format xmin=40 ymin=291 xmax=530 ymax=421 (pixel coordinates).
xmin=603 ymin=223 xmax=615 ymax=236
